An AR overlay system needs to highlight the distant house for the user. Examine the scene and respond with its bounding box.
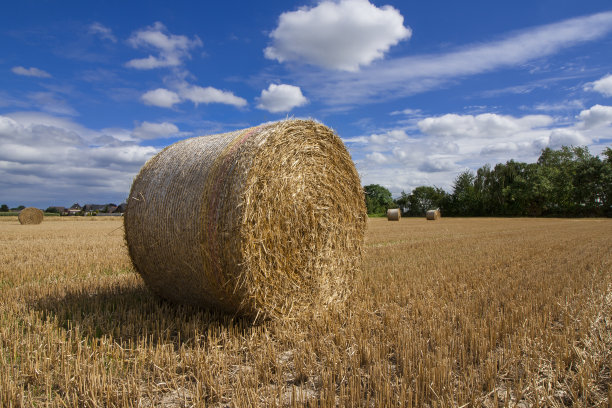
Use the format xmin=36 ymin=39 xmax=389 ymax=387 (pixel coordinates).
xmin=67 ymin=203 xmax=82 ymax=215
xmin=82 ymin=204 xmax=106 ymax=214
xmin=83 ymin=203 xmax=121 ymax=216
xmin=114 ymin=203 xmax=127 ymax=214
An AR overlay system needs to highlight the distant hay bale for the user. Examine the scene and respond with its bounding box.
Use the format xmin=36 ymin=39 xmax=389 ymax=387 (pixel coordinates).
xmin=18 ymin=207 xmax=44 ymax=225
xmin=124 ymin=119 xmax=366 ymax=319
xmin=387 ymin=208 xmax=401 ymax=221
xmin=426 ymin=209 xmax=441 ymax=220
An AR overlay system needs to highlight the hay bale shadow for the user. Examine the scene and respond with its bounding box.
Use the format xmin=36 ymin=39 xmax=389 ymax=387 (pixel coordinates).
xmin=30 ymin=282 xmax=256 ymax=347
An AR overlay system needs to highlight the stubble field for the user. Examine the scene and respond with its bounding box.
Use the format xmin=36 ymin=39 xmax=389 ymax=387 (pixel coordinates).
xmin=1 ymin=216 xmax=611 ymax=407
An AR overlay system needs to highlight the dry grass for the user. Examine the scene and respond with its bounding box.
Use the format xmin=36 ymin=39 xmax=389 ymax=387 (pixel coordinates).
xmin=1 ymin=216 xmax=611 ymax=407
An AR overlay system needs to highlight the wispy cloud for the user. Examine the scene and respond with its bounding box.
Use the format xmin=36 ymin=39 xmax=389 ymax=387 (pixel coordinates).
xmin=298 ymin=11 xmax=612 ymax=106
xmin=89 ymin=22 xmax=116 ymax=43
xmin=11 ymin=66 xmax=52 ymax=78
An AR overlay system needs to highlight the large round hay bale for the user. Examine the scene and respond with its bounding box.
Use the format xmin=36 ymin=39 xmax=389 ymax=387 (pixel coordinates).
xmin=426 ymin=209 xmax=441 ymax=220
xmin=125 ymin=119 xmax=366 ymax=319
xmin=387 ymin=208 xmax=401 ymax=221
xmin=18 ymin=207 xmax=44 ymax=225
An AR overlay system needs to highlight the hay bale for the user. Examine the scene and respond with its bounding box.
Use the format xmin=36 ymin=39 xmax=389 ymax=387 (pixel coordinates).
xmin=426 ymin=208 xmax=441 ymax=220
xmin=387 ymin=208 xmax=401 ymax=221
xmin=124 ymin=119 xmax=366 ymax=319
xmin=18 ymin=207 xmax=44 ymax=225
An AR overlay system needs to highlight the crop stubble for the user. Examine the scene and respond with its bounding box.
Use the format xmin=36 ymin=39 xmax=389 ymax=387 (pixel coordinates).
xmin=0 ymin=216 xmax=610 ymax=407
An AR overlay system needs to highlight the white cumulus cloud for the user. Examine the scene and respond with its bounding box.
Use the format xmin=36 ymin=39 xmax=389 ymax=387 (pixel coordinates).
xmin=585 ymin=74 xmax=612 ymax=97
xmin=11 ymin=66 xmax=52 ymax=78
xmin=141 ymin=88 xmax=181 ymax=108
xmin=131 ymin=122 xmax=179 ymax=140
xmin=578 ymin=104 xmax=612 ymax=128
xmin=264 ymin=0 xmax=411 ymax=71
xmin=257 ymin=84 xmax=308 ymax=113
xmin=126 ymin=22 xmax=202 ymax=69
xmin=548 ymin=129 xmax=591 ymax=149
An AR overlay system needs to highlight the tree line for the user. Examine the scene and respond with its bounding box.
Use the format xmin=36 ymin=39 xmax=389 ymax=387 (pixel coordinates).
xmin=365 ymin=145 xmax=612 ymax=217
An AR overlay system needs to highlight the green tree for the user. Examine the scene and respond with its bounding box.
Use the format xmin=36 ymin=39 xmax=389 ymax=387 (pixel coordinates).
xmin=601 ymin=148 xmax=612 ymax=216
xmin=0 ymin=204 xmax=8 ymax=212
xmin=450 ymin=170 xmax=478 ymax=216
xmin=363 ymin=184 xmax=394 ymax=215
xmin=402 ymin=186 xmax=448 ymax=216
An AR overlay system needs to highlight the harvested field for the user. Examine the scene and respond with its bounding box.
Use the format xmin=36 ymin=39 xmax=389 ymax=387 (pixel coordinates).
xmin=1 ymin=216 xmax=611 ymax=407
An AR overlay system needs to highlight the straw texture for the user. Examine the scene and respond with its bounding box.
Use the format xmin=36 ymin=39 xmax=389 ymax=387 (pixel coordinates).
xmin=386 ymin=208 xmax=401 ymax=221
xmin=18 ymin=207 xmax=43 ymax=225
xmin=426 ymin=209 xmax=441 ymax=220
xmin=124 ymin=119 xmax=366 ymax=319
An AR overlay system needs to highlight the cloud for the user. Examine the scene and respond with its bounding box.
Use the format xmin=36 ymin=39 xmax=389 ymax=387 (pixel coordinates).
xmin=126 ymin=22 xmax=202 ymax=69
xmin=141 ymin=84 xmax=248 ymax=109
xmin=264 ymin=0 xmax=411 ymax=72
xmin=89 ymin=22 xmax=117 ymax=42
xmin=548 ymin=129 xmax=590 ymax=149
xmin=27 ymin=92 xmax=78 ymax=116
xmin=585 ymin=74 xmax=612 ymax=97
xmin=418 ymin=158 xmax=457 ymax=173
xmin=390 ymin=108 xmax=422 ymax=116
xmin=179 ymin=85 xmax=247 ymax=107
xmin=301 ymin=11 xmax=612 ymax=106
xmin=418 ymin=113 xmax=552 ymax=139
xmin=348 ymin=110 xmax=595 ymax=195
xmin=531 ymin=99 xmax=585 ymax=112
xmin=131 ymin=122 xmax=179 ymax=140
xmin=480 ymin=142 xmax=521 ymax=155
xmin=366 ymin=151 xmax=388 ymax=164
xmin=11 ymin=66 xmax=52 ymax=78
xmin=256 ymin=84 xmax=308 ymax=113
xmin=578 ymin=104 xmax=612 ymax=128
xmin=369 ymin=129 xmax=407 ymax=145
xmin=0 ymin=113 xmax=158 ymax=206
xmin=141 ymin=88 xmax=181 ymax=108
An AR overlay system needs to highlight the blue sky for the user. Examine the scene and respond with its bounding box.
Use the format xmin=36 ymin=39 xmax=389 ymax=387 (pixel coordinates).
xmin=1 ymin=0 xmax=612 ymax=208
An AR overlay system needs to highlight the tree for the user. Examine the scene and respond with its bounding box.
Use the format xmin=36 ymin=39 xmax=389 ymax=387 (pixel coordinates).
xmin=450 ymin=170 xmax=478 ymax=216
xmin=363 ymin=184 xmax=394 ymax=215
xmin=45 ymin=207 xmax=60 ymax=214
xmin=401 ymin=186 xmax=448 ymax=216
xmin=601 ymin=148 xmax=612 ymax=216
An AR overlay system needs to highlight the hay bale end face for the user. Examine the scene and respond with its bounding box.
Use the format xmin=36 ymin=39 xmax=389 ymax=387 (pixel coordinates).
xmin=426 ymin=209 xmax=441 ymax=220
xmin=387 ymin=208 xmax=401 ymax=221
xmin=124 ymin=119 xmax=366 ymax=319
xmin=18 ymin=207 xmax=44 ymax=225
